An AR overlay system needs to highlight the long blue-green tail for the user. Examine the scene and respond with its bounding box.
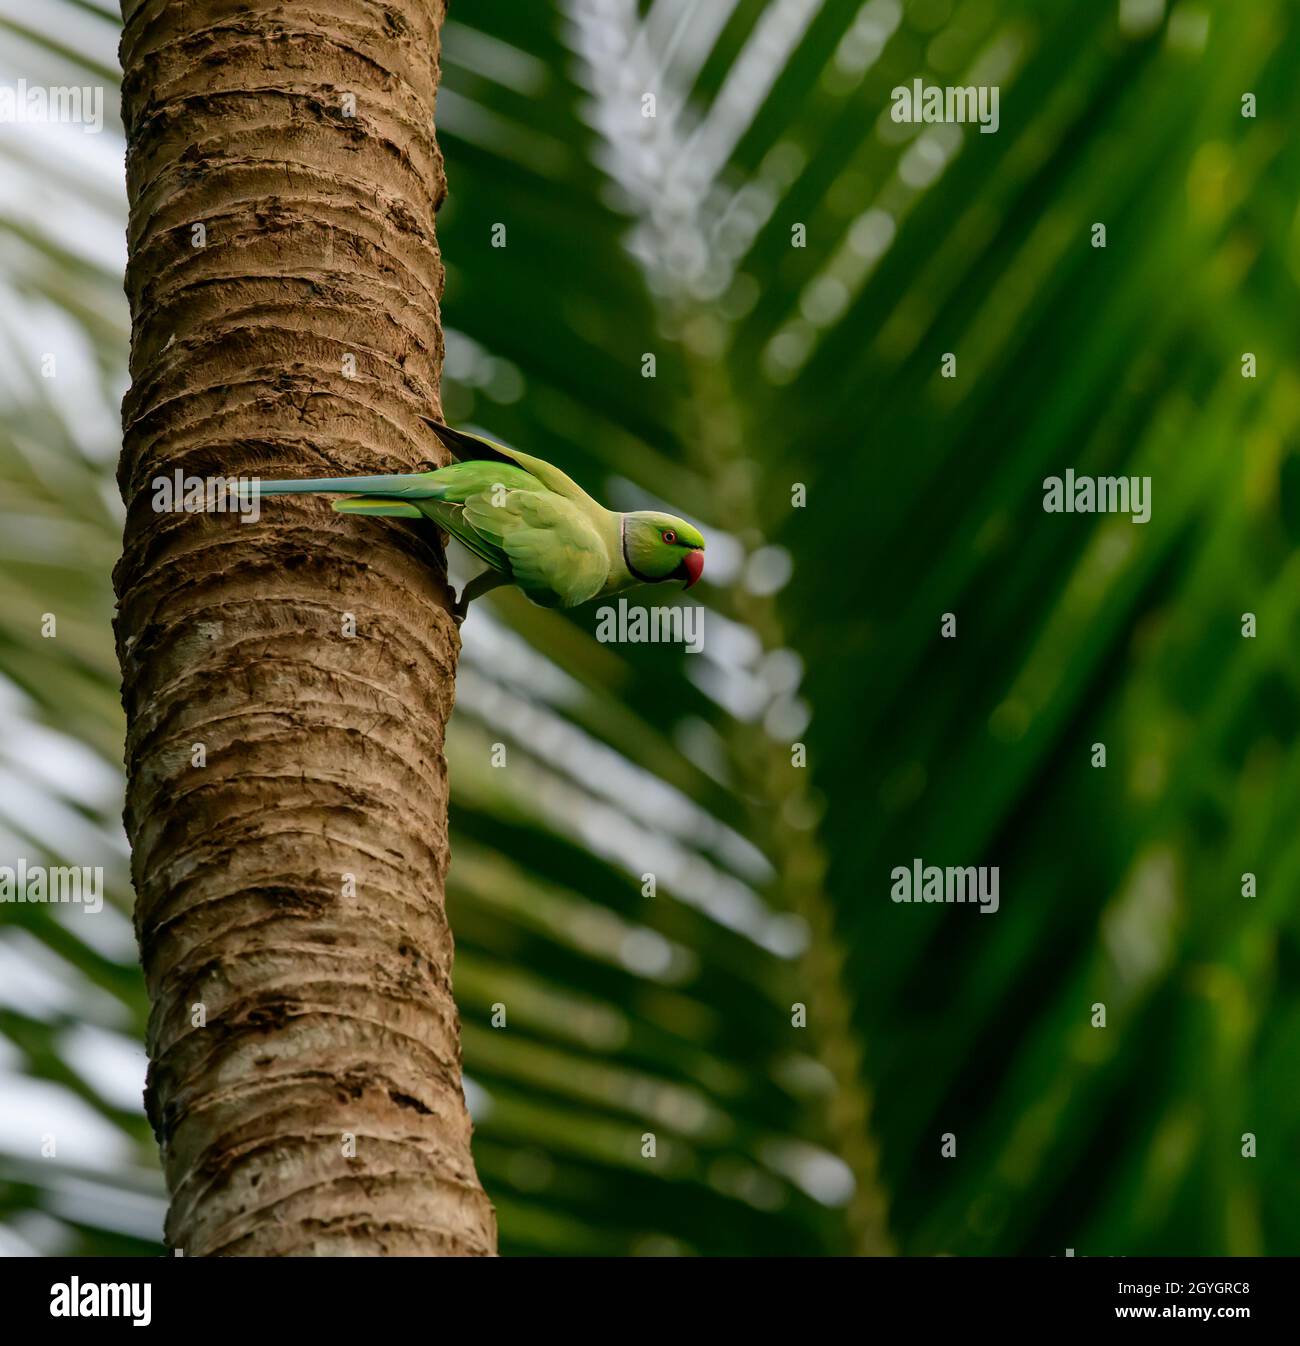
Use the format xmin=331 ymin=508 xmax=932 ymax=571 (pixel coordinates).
xmin=253 ymin=473 xmax=441 ymax=497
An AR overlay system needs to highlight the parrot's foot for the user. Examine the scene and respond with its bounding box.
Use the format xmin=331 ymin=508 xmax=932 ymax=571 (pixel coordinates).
xmin=451 ymin=569 xmax=510 ymax=627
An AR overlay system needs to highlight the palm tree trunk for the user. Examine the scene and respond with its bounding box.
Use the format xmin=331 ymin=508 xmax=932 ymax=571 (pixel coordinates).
xmin=113 ymin=0 xmax=495 ymax=1255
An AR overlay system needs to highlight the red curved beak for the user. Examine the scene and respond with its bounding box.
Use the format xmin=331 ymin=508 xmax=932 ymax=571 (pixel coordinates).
xmin=680 ymin=548 xmax=704 ymax=590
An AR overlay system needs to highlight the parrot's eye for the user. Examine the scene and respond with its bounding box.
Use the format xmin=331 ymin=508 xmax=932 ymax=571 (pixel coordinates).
xmin=662 ymin=530 xmax=676 ymax=545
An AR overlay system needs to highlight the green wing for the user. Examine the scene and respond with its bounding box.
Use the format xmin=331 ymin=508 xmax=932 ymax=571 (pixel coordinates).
xmin=460 ymin=489 xmax=609 ymax=608
xmin=421 ymin=418 xmax=598 ymax=508
xmin=331 ymin=461 xmax=542 ymax=543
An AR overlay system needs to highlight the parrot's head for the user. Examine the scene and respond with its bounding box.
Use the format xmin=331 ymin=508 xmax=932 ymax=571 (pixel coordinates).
xmin=622 ymin=512 xmax=706 ymax=589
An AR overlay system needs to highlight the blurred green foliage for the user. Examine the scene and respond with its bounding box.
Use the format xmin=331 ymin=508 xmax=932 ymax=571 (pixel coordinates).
xmin=1 ymin=0 xmax=1297 ymax=1256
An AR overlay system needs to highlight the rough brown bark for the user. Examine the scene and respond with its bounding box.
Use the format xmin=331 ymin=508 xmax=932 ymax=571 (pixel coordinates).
xmin=114 ymin=0 xmax=496 ymax=1255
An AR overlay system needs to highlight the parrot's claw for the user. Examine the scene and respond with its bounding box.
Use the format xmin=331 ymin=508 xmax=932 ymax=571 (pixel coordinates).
xmin=451 ymin=569 xmax=510 ymax=625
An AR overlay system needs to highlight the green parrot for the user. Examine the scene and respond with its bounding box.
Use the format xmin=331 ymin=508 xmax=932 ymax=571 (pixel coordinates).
xmin=250 ymin=419 xmax=705 ymax=622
